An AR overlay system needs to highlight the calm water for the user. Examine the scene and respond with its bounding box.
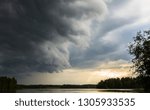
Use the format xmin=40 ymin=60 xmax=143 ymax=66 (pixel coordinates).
xmin=16 ymin=88 xmax=142 ymax=93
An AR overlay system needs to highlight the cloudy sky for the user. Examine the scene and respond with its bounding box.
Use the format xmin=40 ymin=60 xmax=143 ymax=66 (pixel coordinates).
xmin=0 ymin=0 xmax=150 ymax=84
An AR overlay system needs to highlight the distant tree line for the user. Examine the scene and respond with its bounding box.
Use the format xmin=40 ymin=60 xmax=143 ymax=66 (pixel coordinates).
xmin=17 ymin=84 xmax=96 ymax=89
xmin=61 ymin=84 xmax=96 ymax=88
xmin=96 ymin=76 xmax=150 ymax=89
xmin=17 ymin=84 xmax=62 ymax=89
xmin=0 ymin=76 xmax=17 ymax=93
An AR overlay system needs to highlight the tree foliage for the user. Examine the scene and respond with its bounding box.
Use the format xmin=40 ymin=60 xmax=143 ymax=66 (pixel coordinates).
xmin=128 ymin=30 xmax=150 ymax=76
xmin=128 ymin=30 xmax=150 ymax=91
xmin=97 ymin=77 xmax=143 ymax=89
xmin=0 ymin=76 xmax=17 ymax=92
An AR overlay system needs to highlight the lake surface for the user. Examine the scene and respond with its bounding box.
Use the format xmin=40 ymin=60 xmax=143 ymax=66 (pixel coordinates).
xmin=16 ymin=88 xmax=142 ymax=93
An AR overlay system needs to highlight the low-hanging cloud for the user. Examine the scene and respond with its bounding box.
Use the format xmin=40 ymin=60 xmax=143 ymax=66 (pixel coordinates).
xmin=0 ymin=0 xmax=107 ymax=75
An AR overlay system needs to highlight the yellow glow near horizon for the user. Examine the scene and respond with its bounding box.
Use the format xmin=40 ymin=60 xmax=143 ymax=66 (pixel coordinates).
xmin=20 ymin=60 xmax=133 ymax=85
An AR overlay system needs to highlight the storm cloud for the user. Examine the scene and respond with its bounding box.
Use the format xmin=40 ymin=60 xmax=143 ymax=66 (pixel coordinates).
xmin=69 ymin=0 xmax=150 ymax=69
xmin=0 ymin=0 xmax=107 ymax=74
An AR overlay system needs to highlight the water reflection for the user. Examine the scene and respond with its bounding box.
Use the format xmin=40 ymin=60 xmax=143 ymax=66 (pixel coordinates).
xmin=17 ymin=88 xmax=142 ymax=93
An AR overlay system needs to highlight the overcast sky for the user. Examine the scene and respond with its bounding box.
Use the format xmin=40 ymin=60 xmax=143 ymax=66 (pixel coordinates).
xmin=0 ymin=0 xmax=150 ymax=84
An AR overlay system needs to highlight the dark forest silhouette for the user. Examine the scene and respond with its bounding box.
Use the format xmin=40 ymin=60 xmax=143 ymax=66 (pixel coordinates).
xmin=96 ymin=76 xmax=150 ymax=89
xmin=0 ymin=76 xmax=17 ymax=92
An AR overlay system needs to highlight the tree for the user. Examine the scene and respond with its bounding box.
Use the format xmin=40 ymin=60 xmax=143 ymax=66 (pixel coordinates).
xmin=0 ymin=76 xmax=17 ymax=92
xmin=128 ymin=30 xmax=150 ymax=90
